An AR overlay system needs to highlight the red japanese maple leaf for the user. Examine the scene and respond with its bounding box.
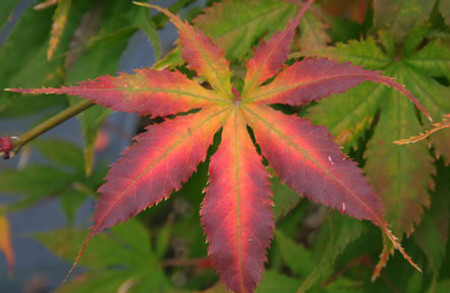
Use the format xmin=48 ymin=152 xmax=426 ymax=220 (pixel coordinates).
xmin=9 ymin=1 xmax=429 ymax=292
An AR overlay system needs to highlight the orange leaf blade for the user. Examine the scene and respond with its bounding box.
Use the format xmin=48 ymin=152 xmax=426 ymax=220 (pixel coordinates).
xmin=134 ymin=2 xmax=232 ymax=98
xmin=67 ymin=108 xmax=228 ymax=279
xmin=245 ymin=104 xmax=385 ymax=225
xmin=0 ymin=212 xmax=14 ymax=276
xmin=8 ymin=69 xmax=222 ymax=117
xmin=92 ymin=107 xmax=228 ymax=235
xmin=246 ymin=58 xmax=430 ymax=120
xmin=243 ymin=0 xmax=315 ymax=95
xmin=47 ymin=0 xmax=71 ymax=60
xmin=201 ymin=110 xmax=273 ymax=293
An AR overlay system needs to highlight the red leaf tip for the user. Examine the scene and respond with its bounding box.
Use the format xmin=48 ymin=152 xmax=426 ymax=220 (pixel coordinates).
xmin=371 ymin=226 xmax=422 ymax=281
xmin=63 ymin=231 xmax=94 ymax=283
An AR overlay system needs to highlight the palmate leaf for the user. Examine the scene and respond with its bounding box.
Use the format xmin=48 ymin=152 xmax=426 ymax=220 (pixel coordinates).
xmin=303 ymin=30 xmax=449 ymax=277
xmin=8 ymin=1 xmax=428 ymax=291
xmin=201 ymin=109 xmax=273 ymax=292
xmin=35 ymin=220 xmax=172 ymax=293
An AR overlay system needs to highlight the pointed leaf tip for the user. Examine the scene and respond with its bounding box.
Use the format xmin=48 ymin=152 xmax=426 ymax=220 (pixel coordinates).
xmin=90 ymin=107 xmax=227 ymax=235
xmin=134 ymin=2 xmax=232 ymax=98
xmin=66 ymin=108 xmax=228 ymax=283
xmin=7 ymin=69 xmax=220 ymax=117
xmin=394 ymin=114 xmax=450 ymax=145
xmin=244 ymin=105 xmax=385 ymax=226
xmin=246 ymin=57 xmax=432 ymax=123
xmin=63 ymin=233 xmax=91 ymax=283
xmin=243 ymin=0 xmax=315 ymax=95
xmin=378 ymin=78 xmax=432 ymax=122
xmin=372 ymin=226 xmax=422 ymax=281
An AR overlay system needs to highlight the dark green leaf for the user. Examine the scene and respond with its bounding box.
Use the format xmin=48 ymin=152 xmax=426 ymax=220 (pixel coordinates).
xmin=434 ymin=279 xmax=450 ymax=293
xmin=365 ymin=67 xmax=434 ymax=240
xmin=36 ymin=220 xmax=172 ymax=293
xmin=275 ymin=229 xmax=314 ymax=277
xmin=256 ymin=270 xmax=301 ymax=293
xmin=0 ymin=5 xmax=67 ymax=117
xmin=298 ymin=212 xmax=366 ymax=293
xmin=0 ymin=166 xmax=75 ymax=199
xmin=413 ymin=161 xmax=450 ymax=276
xmin=33 ymin=139 xmax=84 ymax=171
xmin=60 ymin=189 xmax=87 ymax=226
xmin=271 ymin=176 xmax=301 ymax=220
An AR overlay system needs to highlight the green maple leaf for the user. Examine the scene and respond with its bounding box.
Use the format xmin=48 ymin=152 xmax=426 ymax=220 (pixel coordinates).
xmin=35 ymin=220 xmax=172 ymax=293
xmin=305 ymin=29 xmax=450 ymax=275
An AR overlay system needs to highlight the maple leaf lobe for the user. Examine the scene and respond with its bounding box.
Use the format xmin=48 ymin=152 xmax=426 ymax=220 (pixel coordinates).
xmin=202 ymin=110 xmax=273 ymax=293
xmin=91 ymin=107 xmax=228 ymax=235
xmin=135 ymin=2 xmax=233 ymax=98
xmin=243 ymin=105 xmax=385 ymax=224
xmin=8 ymin=68 xmax=220 ymax=117
xmin=243 ymin=0 xmax=315 ymax=94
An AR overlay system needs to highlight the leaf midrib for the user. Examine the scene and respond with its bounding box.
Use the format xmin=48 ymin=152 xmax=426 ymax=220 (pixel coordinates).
xmin=95 ymin=107 xmax=230 ymax=228
xmin=182 ymin=25 xmax=232 ymax=99
xmin=244 ymin=73 xmax=381 ymax=103
xmin=66 ymin=87 xmax=226 ymax=103
xmin=402 ymin=65 xmax=450 ymax=114
xmin=232 ymin=110 xmax=245 ymax=292
xmin=244 ymin=105 xmax=383 ymax=224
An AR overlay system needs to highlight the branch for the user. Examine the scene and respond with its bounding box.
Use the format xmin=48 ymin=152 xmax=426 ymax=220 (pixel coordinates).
xmin=0 ymin=99 xmax=94 ymax=159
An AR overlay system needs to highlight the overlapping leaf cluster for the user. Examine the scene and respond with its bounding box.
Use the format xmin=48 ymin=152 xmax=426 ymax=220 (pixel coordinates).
xmin=1 ymin=1 xmax=450 ymax=293
xmin=305 ymin=1 xmax=450 ymax=275
xmin=8 ymin=1 xmax=431 ymax=291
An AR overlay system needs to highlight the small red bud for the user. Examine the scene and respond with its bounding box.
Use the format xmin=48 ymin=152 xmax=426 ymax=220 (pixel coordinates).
xmin=0 ymin=137 xmax=14 ymax=159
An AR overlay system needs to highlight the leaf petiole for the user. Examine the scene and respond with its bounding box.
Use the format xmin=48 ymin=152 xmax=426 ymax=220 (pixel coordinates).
xmin=1 ymin=98 xmax=94 ymax=159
